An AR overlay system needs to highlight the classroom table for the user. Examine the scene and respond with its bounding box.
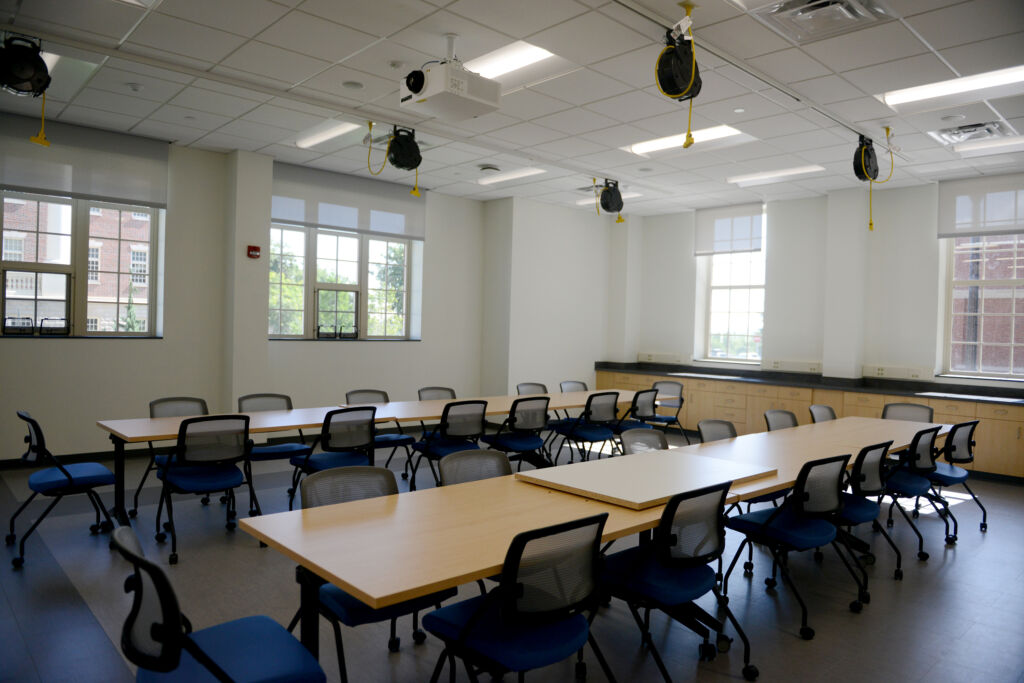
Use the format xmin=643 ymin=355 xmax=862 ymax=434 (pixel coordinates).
xmin=240 ymin=416 xmax=949 ymax=656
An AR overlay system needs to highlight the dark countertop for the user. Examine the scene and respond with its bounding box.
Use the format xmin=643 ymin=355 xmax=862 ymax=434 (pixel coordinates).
xmin=595 ymin=361 xmax=1024 ymax=405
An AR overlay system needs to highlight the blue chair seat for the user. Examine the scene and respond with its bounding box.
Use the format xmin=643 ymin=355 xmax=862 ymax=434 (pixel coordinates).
xmin=28 ymin=462 xmax=115 ymax=494
xmin=886 ymin=469 xmax=931 ymax=496
xmin=603 ymin=546 xmax=716 ymax=606
xmin=136 ymin=615 xmax=324 ymax=683
xmin=554 ymin=420 xmax=614 ymax=442
xmin=725 ymin=507 xmax=836 ymax=550
xmin=423 ymin=595 xmax=589 ymax=673
xmin=928 ymin=462 xmax=969 ymax=487
xmin=375 ymin=433 xmax=415 ymax=447
xmin=481 ymin=433 xmax=544 ymax=453
xmin=250 ymin=442 xmax=312 ymax=462
xmin=154 ymin=454 xmax=171 ymax=467
xmin=290 ymin=451 xmax=369 ymax=472
xmin=159 ymin=465 xmax=244 ymax=493
xmin=611 ymin=420 xmax=652 ymax=434
xmin=836 ymin=493 xmax=880 ymax=526
xmin=412 ymin=438 xmax=479 ymax=459
xmin=319 ymin=584 xmax=458 ymax=627
xmin=644 ymin=414 xmax=679 ymax=425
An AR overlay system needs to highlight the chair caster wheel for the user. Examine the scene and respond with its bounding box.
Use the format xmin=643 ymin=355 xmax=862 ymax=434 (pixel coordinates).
xmin=849 ymin=600 xmax=862 ymax=614
xmin=764 ymin=577 xmax=777 ymax=590
xmin=100 ymin=521 xmax=114 ymax=533
xmin=698 ymin=642 xmax=716 ymax=661
xmin=388 ymin=636 xmax=400 ymax=653
xmin=886 ymin=519 xmax=894 ymax=528
xmin=220 ymin=495 xmax=229 ymax=504
xmin=401 ymin=472 xmax=409 ymax=479
xmin=4 ymin=534 xmax=14 ymax=546
xmin=743 ymin=561 xmax=754 ymax=572
xmin=715 ymin=571 xmax=723 ymax=583
xmin=128 ymin=509 xmax=138 ymax=518
xmin=575 ymin=661 xmax=587 ymax=681
xmin=859 ymin=590 xmax=870 ymax=604
xmin=717 ymin=595 xmax=730 ymax=606
xmin=945 ymin=535 xmax=957 ymax=545
xmin=980 ymin=522 xmax=987 ymax=532
xmin=226 ymin=522 xmax=236 ymax=531
xmin=90 ymin=524 xmax=101 ymax=535
xmin=716 ymin=634 xmax=732 ymax=652
xmin=911 ymin=509 xmax=919 ymax=519
xmin=894 ymin=568 xmax=903 ymax=580
xmin=248 ymin=509 xmax=259 ymax=517
xmin=163 ymin=522 xmax=173 ymax=531
xmin=168 ymin=553 xmax=178 ymax=565
xmin=287 ymin=487 xmax=295 ymax=495
xmin=12 ymin=557 xmax=24 ymax=569
xmin=918 ymin=551 xmax=929 ymax=561
xmin=813 ymin=550 xmax=823 ymax=563
xmin=227 ymin=510 xmax=237 ymax=520
xmin=799 ymin=626 xmax=815 ymax=640
xmin=155 ymin=533 xmax=166 ymax=543
xmin=200 ymin=496 xmax=210 ymax=505
xmin=413 ymin=629 xmax=427 ymax=645
xmin=860 ymin=553 xmax=875 ymax=566
xmin=743 ymin=569 xmax=753 ymax=578
xmin=742 ymin=664 xmax=759 ymax=681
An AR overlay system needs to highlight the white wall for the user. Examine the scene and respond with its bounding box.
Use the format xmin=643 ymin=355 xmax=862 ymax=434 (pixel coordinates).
xmin=479 ymin=198 xmax=513 ymax=395
xmin=637 ymin=211 xmax=696 ymax=361
xmin=606 ymin=216 xmax=644 ymax=363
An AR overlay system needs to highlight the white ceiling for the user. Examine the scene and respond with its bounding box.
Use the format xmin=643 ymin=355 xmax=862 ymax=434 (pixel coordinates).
xmin=2 ymin=0 xmax=1023 ymax=215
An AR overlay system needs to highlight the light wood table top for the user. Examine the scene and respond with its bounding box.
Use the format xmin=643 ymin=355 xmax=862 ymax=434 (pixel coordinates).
xmin=345 ymin=390 xmax=636 ymax=422
xmin=515 ymin=451 xmax=776 ymax=510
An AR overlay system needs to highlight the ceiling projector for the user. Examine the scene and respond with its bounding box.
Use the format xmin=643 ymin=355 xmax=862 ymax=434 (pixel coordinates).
xmin=400 ymin=60 xmax=500 ymax=121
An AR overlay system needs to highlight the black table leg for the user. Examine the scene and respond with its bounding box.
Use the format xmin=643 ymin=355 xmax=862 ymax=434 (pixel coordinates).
xmin=109 ymin=435 xmax=129 ymax=525
xmin=296 ymin=566 xmax=323 ymax=658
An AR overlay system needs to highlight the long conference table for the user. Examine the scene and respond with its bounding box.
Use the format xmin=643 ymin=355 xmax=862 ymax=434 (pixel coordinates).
xmin=95 ymin=390 xmax=636 ymax=524
xmin=240 ymin=415 xmax=950 ymax=656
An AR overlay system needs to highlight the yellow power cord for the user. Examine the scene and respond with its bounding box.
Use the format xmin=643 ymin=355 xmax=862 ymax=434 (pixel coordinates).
xmin=30 ymin=92 xmax=50 ymax=147
xmin=593 ymin=177 xmax=601 ymax=216
xmin=366 ymin=121 xmax=392 ymax=176
xmin=655 ymin=3 xmax=697 ymax=148
xmin=862 ymin=126 xmax=894 ymax=231
xmin=410 ymin=168 xmax=420 ymax=197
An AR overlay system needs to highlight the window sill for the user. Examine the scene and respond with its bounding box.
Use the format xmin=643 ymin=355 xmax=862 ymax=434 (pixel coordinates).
xmin=0 ymin=335 xmax=163 ymax=340
xmin=269 ymin=337 xmax=421 ymax=342
xmin=694 ymin=358 xmax=761 ymax=366
xmin=937 ymin=373 xmax=1024 ymax=384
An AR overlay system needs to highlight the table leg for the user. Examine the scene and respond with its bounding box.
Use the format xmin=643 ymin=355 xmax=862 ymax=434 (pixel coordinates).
xmin=296 ymin=566 xmax=323 ymax=657
xmin=109 ymin=435 xmax=129 ymax=525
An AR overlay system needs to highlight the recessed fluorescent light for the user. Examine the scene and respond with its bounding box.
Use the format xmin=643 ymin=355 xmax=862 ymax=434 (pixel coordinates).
xmin=295 ymin=120 xmax=361 ymax=149
xmin=625 ymin=125 xmax=742 ymax=155
xmin=575 ymin=192 xmax=642 ymax=206
xmin=477 ymin=167 xmax=546 ymax=185
xmin=727 ymin=165 xmax=825 ymax=187
xmin=881 ymin=65 xmax=1024 ymax=114
xmin=464 ymin=41 xmax=554 ymax=79
xmin=953 ymin=135 xmax=1024 ymax=158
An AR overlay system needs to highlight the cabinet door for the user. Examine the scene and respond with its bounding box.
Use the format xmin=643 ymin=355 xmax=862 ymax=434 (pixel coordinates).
xmin=812 ymin=390 xmax=845 ymax=418
xmin=595 ymin=371 xmax=614 ymax=390
xmin=777 ymin=399 xmax=813 ymax=425
xmin=844 ymin=392 xmax=885 ymax=418
xmin=746 ymin=396 xmax=774 ymax=433
xmin=972 ymin=418 xmax=1024 ymax=477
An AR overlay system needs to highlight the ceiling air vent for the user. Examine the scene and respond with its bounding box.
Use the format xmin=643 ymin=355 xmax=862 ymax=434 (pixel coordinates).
xmin=927 ymin=121 xmax=1007 ymax=146
xmin=750 ymin=0 xmax=894 ymax=44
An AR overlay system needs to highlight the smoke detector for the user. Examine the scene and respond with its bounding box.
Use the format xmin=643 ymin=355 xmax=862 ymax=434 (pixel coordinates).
xmin=927 ymin=121 xmax=1007 ymax=146
xmin=748 ymin=0 xmax=894 ymax=44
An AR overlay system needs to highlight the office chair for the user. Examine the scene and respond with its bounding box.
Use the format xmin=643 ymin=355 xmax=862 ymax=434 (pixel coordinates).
xmin=7 ymin=411 xmax=115 ymax=569
xmin=293 ymin=467 xmax=457 ymax=682
xmin=418 ymin=386 xmax=456 ymax=400
xmin=238 ymin=393 xmax=311 ymax=460
xmin=288 ymin=407 xmax=375 ymax=509
xmin=111 ymin=526 xmax=325 ymax=682
xmin=764 ymin=410 xmax=798 ymax=431
xmin=808 ymin=404 xmax=836 ymax=423
xmin=553 ymin=391 xmax=619 ymax=463
xmin=603 ymin=482 xmax=758 ymax=681
xmin=881 ymin=402 xmax=934 ymax=422
xmin=130 ymin=396 xmax=209 ymax=518
xmin=516 ymin=382 xmax=548 ymax=395
xmin=620 ymin=428 xmax=668 ymax=454
xmin=646 ymin=380 xmax=689 ymax=443
xmin=698 ymin=419 xmax=736 ymax=443
xmin=438 ymin=449 xmax=512 ymax=485
xmin=481 ymin=396 xmax=551 ymax=470
xmin=422 ymin=514 xmax=617 ymax=683
xmin=931 ymin=420 xmax=987 ymax=532
xmin=611 ymin=389 xmax=657 ymax=449
xmin=346 ymin=389 xmax=416 ymax=479
xmin=412 ymin=400 xmax=486 ymax=487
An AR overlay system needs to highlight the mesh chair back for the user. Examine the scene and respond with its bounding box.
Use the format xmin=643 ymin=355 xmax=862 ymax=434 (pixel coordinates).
xmin=904 ymin=426 xmax=940 ymax=473
xmin=516 ymin=382 xmax=548 ymax=395
xmin=150 ymin=397 xmax=209 ymax=419
xmin=346 ymin=389 xmax=389 ymax=404
xmin=698 ymin=419 xmax=736 ymax=443
xmin=499 ymin=513 xmax=608 ymax=625
xmin=419 ymin=386 xmax=456 ymax=400
xmin=300 ymin=466 xmax=397 ymax=509
xmin=439 ymin=450 xmax=512 ymax=485
xmin=176 ymin=416 xmax=250 ymax=465
xmin=111 ymin=526 xmax=185 ymax=673
xmin=237 ymin=393 xmax=292 ymax=412
xmin=882 ymin=402 xmax=934 ymax=422
xmin=509 ymin=397 xmax=549 ymax=431
xmin=850 ymin=441 xmax=893 ymax=496
xmin=656 ymin=481 xmax=730 ymax=567
xmin=943 ymin=420 xmax=978 ymax=464
xmin=765 ymin=409 xmax=798 ymax=431
xmin=560 ymin=380 xmax=587 ymax=393
xmin=652 ymin=381 xmax=683 ymax=408
xmin=321 ymin=407 xmax=376 ymax=451
xmin=16 ymin=411 xmax=50 ymax=464
xmin=439 ymin=400 xmax=486 ymax=439
xmin=809 ymin=404 xmax=836 ymax=423
xmin=621 ymin=428 xmax=668 ymax=454
xmin=584 ymin=392 xmax=619 ymax=423
xmin=630 ymin=389 xmax=658 ymax=420
xmin=792 ymin=454 xmax=850 ymax=516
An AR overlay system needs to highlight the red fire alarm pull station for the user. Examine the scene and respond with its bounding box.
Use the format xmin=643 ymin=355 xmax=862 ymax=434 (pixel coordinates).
xmin=247 ymin=245 xmax=261 ymax=259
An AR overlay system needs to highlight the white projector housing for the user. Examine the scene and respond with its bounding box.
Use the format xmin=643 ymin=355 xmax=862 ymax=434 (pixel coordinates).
xmin=399 ymin=62 xmax=500 ymax=120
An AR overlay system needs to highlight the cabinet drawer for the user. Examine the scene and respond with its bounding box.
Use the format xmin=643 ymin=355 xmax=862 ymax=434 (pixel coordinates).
xmin=844 ymin=393 xmax=884 ymax=408
xmin=691 ymin=379 xmax=719 ymax=392
xmin=713 ymin=407 xmax=747 ymax=424
xmin=926 ymin=399 xmax=976 ymax=418
xmin=778 ymin=387 xmax=812 ymax=401
xmin=714 ymin=394 xmax=747 ymax=409
xmin=976 ymin=403 xmax=1024 ymax=421
xmin=745 ymin=385 xmax=777 ymax=398
xmin=718 ymin=382 xmax=745 ymax=394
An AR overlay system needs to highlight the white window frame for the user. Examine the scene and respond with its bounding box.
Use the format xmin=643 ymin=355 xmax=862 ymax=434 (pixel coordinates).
xmin=130 ymin=244 xmax=148 ymax=285
xmin=87 ymin=241 xmax=100 ymax=283
xmin=704 ymin=250 xmax=766 ymax=363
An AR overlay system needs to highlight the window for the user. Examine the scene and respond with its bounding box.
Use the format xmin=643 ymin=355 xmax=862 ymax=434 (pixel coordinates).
xmin=86 ymin=317 xmax=98 ymax=332
xmin=367 ymin=238 xmax=407 ymax=337
xmin=269 ymin=226 xmax=306 ymax=336
xmin=86 ymin=202 xmax=154 ymax=333
xmin=130 ymin=245 xmax=148 ymax=285
xmin=87 ymin=243 xmax=100 ymax=283
xmin=3 ymin=234 xmax=23 ymax=262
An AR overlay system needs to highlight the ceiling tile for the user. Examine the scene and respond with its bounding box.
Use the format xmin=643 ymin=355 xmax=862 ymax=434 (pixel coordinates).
xmin=241 ymin=104 xmax=326 ymax=131
xmin=304 ymin=154 xmax=367 ymax=174
xmin=338 ymin=40 xmax=432 ymax=81
xmin=684 ymin=70 xmax=750 ymax=104
xmin=767 ymin=128 xmax=848 ymax=152
xmin=737 ymin=112 xmax=820 ymax=139
xmin=940 ymin=32 xmax=1024 ymax=76
xmin=580 ymin=123 xmax=659 ymax=148
xmin=168 ymin=86 xmax=263 ymax=118
xmin=155 ymin=0 xmax=289 ymax=37
xmin=632 ymin=109 xmax=716 ymax=137
xmin=907 ymin=0 xmax=1024 ymax=50
xmin=127 ymin=13 xmax=248 ymax=63
xmin=389 ymin=10 xmax=513 ymax=62
xmin=528 ymin=11 xmax=651 ymax=65
xmin=302 ymin=64 xmax=398 ymax=102
xmin=842 ymin=54 xmax=956 ymax=96
xmin=421 ymin=144 xmax=488 ymax=165
xmin=499 ymin=89 xmax=573 ymax=120
xmin=266 ymin=97 xmax=338 ymax=118
xmin=298 ymin=0 xmax=437 ymax=38
xmin=191 ymin=78 xmax=275 ymax=103
xmin=257 ymin=144 xmax=325 ymax=164
xmin=149 ymin=104 xmax=233 ymax=130
xmin=790 ymin=74 xmax=865 ymax=104
xmin=803 ymin=21 xmax=928 ymax=72
xmin=695 ymin=92 xmax=787 ymax=124
xmin=58 ymin=105 xmax=141 ymax=132
xmin=68 ymin=88 xmax=161 ymax=118
xmin=220 ymin=42 xmax=332 ymax=86
xmin=257 ymin=11 xmax=379 ymax=63
xmin=485 ymin=122 xmax=565 ymax=146
xmin=448 ymin=111 xmax=521 ymax=134
xmin=573 ymin=148 xmax=644 ymax=172
xmin=16 ymin=0 xmax=144 ymax=40
xmin=533 ymin=108 xmax=620 ymax=135
xmin=524 ymin=136 xmax=607 ymax=159
xmin=584 ymin=90 xmax=678 ymax=123
xmin=697 ymin=15 xmax=792 ymax=59
xmin=591 ymin=45 xmax=664 ymax=89
xmin=118 ymin=43 xmax=216 ymax=71
xmin=130 ymin=119 xmax=207 ymax=145
xmin=991 ymin=95 xmax=1024 ymax=120
xmin=826 ymin=96 xmax=897 ymax=123
xmin=0 ymin=95 xmax=67 ymax=119
xmin=216 ymin=119 xmax=293 ymax=143
xmin=86 ymin=67 xmax=187 ymax=103
xmin=448 ymin=0 xmax=588 ymax=38
xmin=102 ymin=58 xmax=196 ymax=85
xmin=192 ymin=132 xmax=268 ymax=152
xmin=715 ymin=140 xmax=791 ymax=162
xmin=530 ymin=68 xmax=633 ymax=105
xmin=747 ymin=48 xmax=832 ymax=84
xmin=900 ymin=102 xmax=995 ymax=133
xmin=634 ymin=0 xmax=744 ymax=28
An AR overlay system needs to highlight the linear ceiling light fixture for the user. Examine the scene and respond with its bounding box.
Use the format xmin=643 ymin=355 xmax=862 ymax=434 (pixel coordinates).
xmin=881 ymin=65 xmax=1024 ymax=114
xmin=727 ymin=165 xmax=825 ymax=187
xmin=626 ymin=125 xmax=742 ymax=155
xmin=477 ymin=167 xmax=546 ymax=185
xmin=464 ymin=41 xmax=554 ymax=79
xmin=295 ymin=120 xmax=361 ymax=149
xmin=953 ymin=135 xmax=1024 ymax=158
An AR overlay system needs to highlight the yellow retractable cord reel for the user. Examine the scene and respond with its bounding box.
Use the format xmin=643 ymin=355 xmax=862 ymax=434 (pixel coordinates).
xmin=655 ymin=3 xmax=702 ymax=148
xmin=591 ymin=178 xmax=626 ymax=223
xmin=366 ymin=121 xmax=423 ymax=198
xmin=0 ymin=34 xmax=53 ymax=146
xmin=853 ymin=127 xmax=894 ymax=231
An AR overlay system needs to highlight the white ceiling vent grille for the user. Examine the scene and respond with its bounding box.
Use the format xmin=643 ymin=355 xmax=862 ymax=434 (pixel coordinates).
xmin=750 ymin=0 xmax=894 ymax=44
xmin=927 ymin=122 xmax=1007 ymax=146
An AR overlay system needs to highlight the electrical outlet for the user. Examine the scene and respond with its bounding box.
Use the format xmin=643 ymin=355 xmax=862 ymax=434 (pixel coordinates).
xmin=769 ymin=360 xmax=781 ymax=369
xmin=807 ymin=363 xmax=820 ymax=373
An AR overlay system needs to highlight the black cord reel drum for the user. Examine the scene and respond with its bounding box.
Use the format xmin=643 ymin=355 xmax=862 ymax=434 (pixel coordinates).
xmin=853 ymin=135 xmax=879 ymax=182
xmin=655 ymin=28 xmax=702 ymax=101
xmin=388 ymin=127 xmax=422 ymax=171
